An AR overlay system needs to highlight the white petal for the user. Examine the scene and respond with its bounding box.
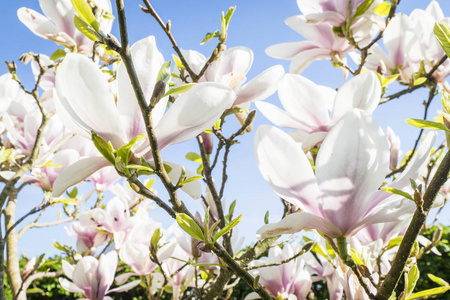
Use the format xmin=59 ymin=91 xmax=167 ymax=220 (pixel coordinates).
xmin=17 ymin=7 xmax=58 ymax=38
xmin=53 ymin=157 xmax=111 ymax=197
xmin=234 ymin=65 xmax=284 ymax=106
xmin=266 ymin=41 xmax=318 ymax=60
xmin=55 ymin=53 xmax=126 ymax=148
xmin=256 ymin=211 xmax=343 ymax=239
xmin=289 ymin=48 xmax=332 ymax=74
xmin=108 ymin=280 xmax=141 ymax=293
xmin=316 ymin=109 xmax=390 ymax=234
xmin=255 ymin=101 xmax=305 ymax=129
xmin=59 ymin=278 xmax=84 ymax=294
xmin=154 ymin=83 xmax=236 ymax=150
xmin=254 ymin=125 xmax=323 ymax=215
xmin=330 ymin=71 xmax=381 ymax=125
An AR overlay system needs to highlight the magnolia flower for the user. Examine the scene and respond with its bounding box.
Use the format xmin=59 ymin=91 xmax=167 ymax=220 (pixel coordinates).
xmin=361 ymin=1 xmax=450 ymax=89
xmin=266 ymin=15 xmax=354 ymax=74
xmin=53 ymin=36 xmax=236 ymax=197
xmin=59 ymin=251 xmax=140 ymax=300
xmin=255 ymin=109 xmax=436 ymax=239
xmin=386 ymin=126 xmax=402 ymax=170
xmin=246 ymin=243 xmax=312 ymax=300
xmin=256 ymin=71 xmax=380 ymax=151
xmin=18 ymin=0 xmax=113 ymax=53
xmin=66 ymin=221 xmax=109 ymax=252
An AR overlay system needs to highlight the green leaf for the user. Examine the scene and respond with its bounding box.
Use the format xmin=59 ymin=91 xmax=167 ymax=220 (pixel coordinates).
xmin=406 ymin=286 xmax=450 ymax=299
xmin=409 ymin=179 xmax=417 ymax=191
xmin=354 ymin=0 xmax=375 ymax=18
xmin=151 ymin=228 xmax=161 ymax=250
xmin=71 ymin=0 xmax=99 ymax=31
xmin=413 ymin=77 xmax=427 ymax=86
xmin=428 ymin=274 xmax=449 ymax=286
xmin=179 ymin=175 xmax=203 ymax=187
xmin=264 ymin=211 xmax=269 ymax=224
xmin=26 ymin=288 xmax=44 ymax=294
xmin=434 ymin=22 xmax=450 ymax=58
xmin=381 ymin=187 xmax=413 ymax=201
xmin=163 ymin=83 xmax=196 ymax=97
xmin=405 ymin=119 xmax=449 ymax=131
xmin=51 ymin=198 xmax=79 ymax=205
xmin=126 ymin=164 xmax=153 ymax=171
xmin=201 ymin=30 xmax=220 ymax=45
xmin=213 ymin=214 xmax=242 ymax=243
xmin=74 ymin=15 xmax=98 ymax=41
xmin=66 ymin=187 xmax=78 ymax=199
xmin=50 ymin=49 xmax=67 ymax=60
xmin=91 ymin=132 xmax=115 ymax=164
xmin=229 ymin=200 xmax=236 ymax=217
xmin=373 ymin=2 xmax=391 ymax=17
xmin=186 ymin=152 xmax=202 ymax=163
xmin=405 ymin=264 xmax=420 ymax=297
xmin=223 ymin=6 xmax=236 ymax=30
xmin=176 ymin=213 xmax=204 ymax=241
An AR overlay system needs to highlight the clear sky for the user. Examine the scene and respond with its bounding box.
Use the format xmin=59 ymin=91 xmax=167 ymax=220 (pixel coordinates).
xmin=2 ymin=0 xmax=450 ymax=257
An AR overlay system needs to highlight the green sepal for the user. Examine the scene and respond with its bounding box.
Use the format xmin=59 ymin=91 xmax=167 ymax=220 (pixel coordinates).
xmin=116 ymin=133 xmax=145 ymax=165
xmin=91 ymin=132 xmax=115 ymax=165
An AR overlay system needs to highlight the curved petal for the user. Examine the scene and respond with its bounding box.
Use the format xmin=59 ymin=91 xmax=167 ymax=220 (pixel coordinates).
xmin=39 ymin=0 xmax=76 ymax=36
xmin=53 ymin=157 xmax=111 ymax=197
xmin=289 ymin=48 xmax=333 ymax=74
xmin=255 ymin=101 xmax=305 ymax=129
xmin=254 ymin=125 xmax=323 ymax=215
xmin=346 ymin=196 xmax=414 ymax=237
xmin=56 ymin=53 xmax=126 ymax=148
xmin=108 ymin=280 xmax=141 ymax=293
xmin=117 ymin=36 xmax=165 ymax=140
xmin=330 ymin=71 xmax=381 ymax=125
xmin=181 ymin=49 xmax=207 ymax=77
xmin=17 ymin=7 xmax=58 ymax=38
xmin=316 ymin=109 xmax=390 ymax=234
xmin=278 ymin=74 xmax=335 ymax=132
xmin=234 ymin=65 xmax=285 ymax=106
xmin=154 ymin=83 xmax=236 ymax=150
xmin=266 ymin=41 xmax=318 ymax=60
xmin=97 ymin=252 xmax=118 ymax=297
xmin=209 ymin=47 xmax=253 ymax=85
xmin=305 ymin=12 xmax=346 ymax=26
xmin=59 ymin=278 xmax=85 ymax=294
xmin=256 ymin=212 xmax=343 ymax=239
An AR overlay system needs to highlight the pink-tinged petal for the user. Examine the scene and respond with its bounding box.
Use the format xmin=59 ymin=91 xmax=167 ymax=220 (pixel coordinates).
xmin=254 ymin=125 xmax=323 ymax=215
xmin=59 ymin=278 xmax=85 ymax=294
xmin=305 ymin=12 xmax=346 ymax=26
xmin=208 ymin=47 xmax=253 ymax=84
xmin=115 ymin=273 xmax=136 ymax=285
xmin=234 ymin=65 xmax=284 ymax=106
xmin=291 ymin=131 xmax=328 ymax=152
xmin=316 ymin=109 xmax=389 ymax=234
xmin=55 ymin=53 xmax=126 ymax=148
xmin=330 ymin=72 xmax=381 ymax=125
xmin=53 ymin=91 xmax=91 ymax=139
xmin=62 ymin=260 xmax=75 ymax=280
xmin=257 ymin=212 xmax=343 ymax=239
xmin=255 ymin=101 xmax=306 ymax=129
xmin=154 ymin=83 xmax=236 ymax=150
xmin=72 ymin=256 xmax=98 ymax=293
xmin=117 ymin=36 xmax=165 ymax=140
xmin=266 ymin=41 xmax=318 ymax=60
xmin=53 ymin=157 xmax=111 ymax=197
xmin=39 ymin=0 xmax=76 ymax=36
xmin=164 ymin=162 xmax=202 ymax=199
xmin=346 ymin=196 xmax=414 ymax=237
xmin=97 ymin=252 xmax=118 ymax=298
xmin=285 ymin=15 xmax=335 ymax=47
xmin=108 ymin=280 xmax=141 ymax=293
xmin=289 ymin=48 xmax=333 ymax=74
xmin=17 ymin=7 xmax=58 ymax=38
xmin=279 ymin=74 xmax=335 ymax=132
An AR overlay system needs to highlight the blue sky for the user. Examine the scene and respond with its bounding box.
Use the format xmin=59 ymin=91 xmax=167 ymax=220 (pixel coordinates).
xmin=2 ymin=1 xmax=450 ymax=256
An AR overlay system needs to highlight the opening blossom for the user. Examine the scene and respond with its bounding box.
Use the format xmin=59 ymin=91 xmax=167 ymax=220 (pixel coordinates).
xmin=52 ymin=36 xmax=236 ymax=197
xmin=59 ymin=251 xmax=140 ymax=300
xmin=255 ymin=108 xmax=436 ymax=239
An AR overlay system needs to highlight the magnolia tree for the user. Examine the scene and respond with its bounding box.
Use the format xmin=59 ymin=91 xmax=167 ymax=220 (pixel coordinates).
xmin=2 ymin=0 xmax=450 ymax=299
